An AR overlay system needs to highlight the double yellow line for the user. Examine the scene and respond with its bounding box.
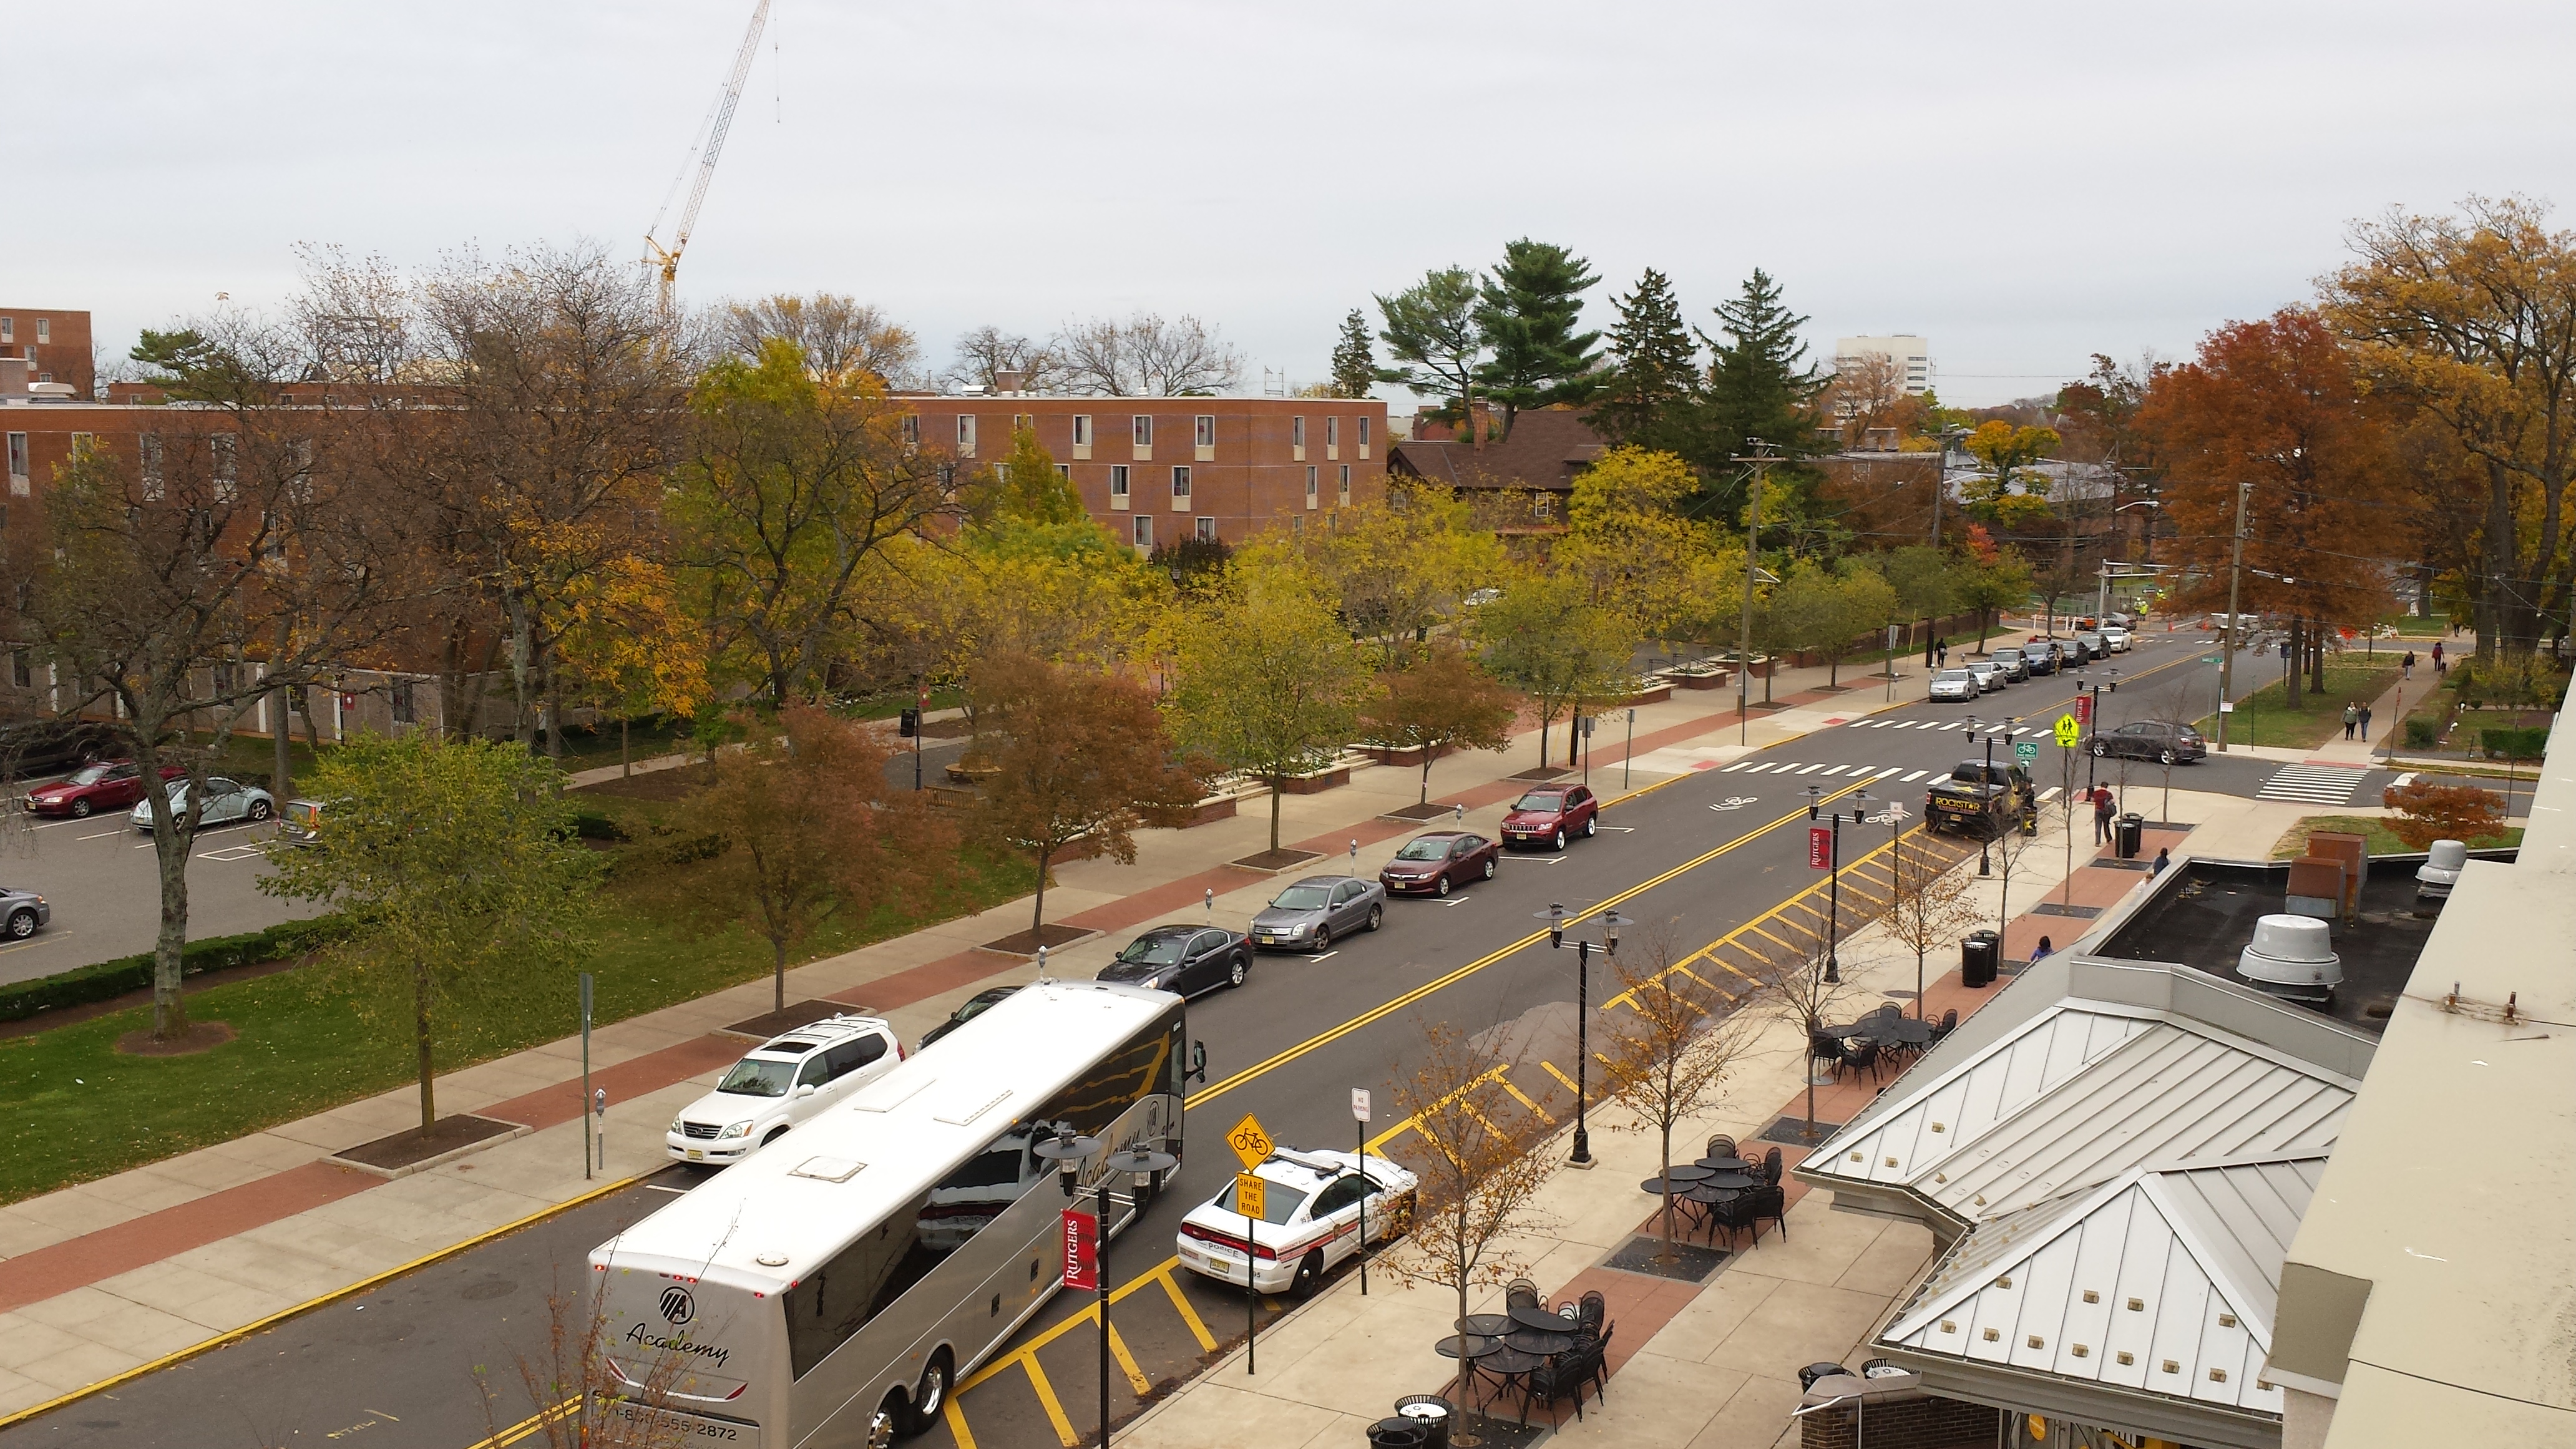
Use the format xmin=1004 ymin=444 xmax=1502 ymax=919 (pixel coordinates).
xmin=1189 ymin=777 xmax=1875 ymax=1109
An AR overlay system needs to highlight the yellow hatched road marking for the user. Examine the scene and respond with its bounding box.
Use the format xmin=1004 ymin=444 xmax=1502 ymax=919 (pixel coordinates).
xmin=1539 ymin=1059 xmax=1581 ymax=1098
xmin=943 ymin=1396 xmax=980 ymax=1449
xmin=1493 ymin=1071 xmax=1556 ymax=1124
xmin=1108 ymin=1320 xmax=1152 ymax=1396
xmin=1022 ymin=1354 xmax=1081 ymax=1447
xmin=1158 ymin=1267 xmax=1219 ymax=1352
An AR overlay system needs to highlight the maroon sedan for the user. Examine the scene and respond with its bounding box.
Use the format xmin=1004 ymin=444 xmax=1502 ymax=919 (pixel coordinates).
xmin=22 ymin=761 xmax=185 ymax=819
xmin=1378 ymin=831 xmax=1500 ymax=897
xmin=1501 ymin=784 xmax=1600 ymax=851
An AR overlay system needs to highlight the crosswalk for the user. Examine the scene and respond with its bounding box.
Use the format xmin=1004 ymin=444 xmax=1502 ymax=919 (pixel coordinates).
xmin=1722 ymin=761 xmax=1934 ymax=783
xmin=2256 ymin=764 xmax=2370 ymax=805
xmin=1838 ymin=718 xmax=2036 ymax=734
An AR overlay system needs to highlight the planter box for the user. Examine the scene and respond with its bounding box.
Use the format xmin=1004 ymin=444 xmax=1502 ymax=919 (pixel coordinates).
xmin=1177 ymin=794 xmax=1240 ymax=827
xmin=1618 ymin=683 xmax=1674 ymax=706
xmin=1280 ymin=764 xmax=1351 ymax=795
xmin=1667 ymin=668 xmax=1734 ymax=691
xmin=1359 ymin=743 xmax=1426 ymax=767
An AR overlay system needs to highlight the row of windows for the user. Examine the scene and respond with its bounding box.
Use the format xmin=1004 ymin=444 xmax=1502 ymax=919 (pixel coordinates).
xmin=912 ymin=412 xmax=1371 ymax=456
xmin=0 ymin=319 xmax=50 ymax=344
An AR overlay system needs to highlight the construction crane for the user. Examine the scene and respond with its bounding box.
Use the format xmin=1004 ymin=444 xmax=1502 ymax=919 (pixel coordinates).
xmin=643 ymin=0 xmax=770 ymax=316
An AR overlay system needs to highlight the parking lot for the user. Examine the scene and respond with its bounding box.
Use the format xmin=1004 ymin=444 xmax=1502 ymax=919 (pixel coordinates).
xmin=0 ymin=803 xmax=321 ymax=989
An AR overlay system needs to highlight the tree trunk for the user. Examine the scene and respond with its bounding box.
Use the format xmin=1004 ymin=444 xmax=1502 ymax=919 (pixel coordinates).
xmin=2285 ymin=618 xmax=2302 ymax=712
xmin=1267 ymin=781 xmax=1284 ymax=853
xmin=1418 ymin=748 xmax=1435 ymax=806
xmin=773 ymin=935 xmax=789 ymax=1013
xmin=414 ymin=955 xmax=437 ymax=1136
xmin=621 ymin=717 xmax=632 ymax=779
xmin=1657 ymin=1123 xmax=1676 ymax=1257
xmin=506 ymin=593 xmax=539 ymax=752
xmin=147 ymin=783 xmax=193 ymax=1040
xmin=1031 ymin=843 xmax=1051 ymax=937
xmin=1538 ymin=718 xmax=1551 ymax=771
xmin=271 ymin=617 xmax=293 ymax=799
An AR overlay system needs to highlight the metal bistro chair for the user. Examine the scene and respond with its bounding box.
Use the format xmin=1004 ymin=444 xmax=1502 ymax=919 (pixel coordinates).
xmin=1931 ymin=1007 xmax=1959 ymax=1043
xmin=1762 ymin=1146 xmax=1784 ymax=1186
xmin=1505 ymin=1277 xmax=1542 ymax=1317
xmin=1809 ymin=1032 xmax=1850 ymax=1078
xmin=1837 ymin=1039 xmax=1883 ymax=1085
xmin=1521 ymin=1325 xmax=1609 ymax=1425
xmin=1746 ymin=1184 xmax=1790 ymax=1245
xmin=1705 ymin=1133 xmax=1738 ymax=1163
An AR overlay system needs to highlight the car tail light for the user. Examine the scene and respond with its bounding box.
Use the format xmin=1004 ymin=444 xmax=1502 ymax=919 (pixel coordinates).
xmin=1180 ymin=1221 xmax=1276 ymax=1259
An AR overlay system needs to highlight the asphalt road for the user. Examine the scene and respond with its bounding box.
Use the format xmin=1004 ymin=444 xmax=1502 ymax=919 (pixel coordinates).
xmin=0 ymin=628 xmax=2489 ymax=1448
xmin=0 ymin=803 xmax=323 ymax=990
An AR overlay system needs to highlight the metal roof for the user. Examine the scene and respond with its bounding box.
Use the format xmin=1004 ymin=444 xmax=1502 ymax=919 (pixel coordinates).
xmin=1881 ymin=1153 xmax=2325 ymax=1420
xmin=1802 ymin=1000 xmax=2357 ymax=1226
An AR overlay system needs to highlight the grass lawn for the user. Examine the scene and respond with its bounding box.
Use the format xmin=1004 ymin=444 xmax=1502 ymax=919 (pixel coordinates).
xmin=0 ymin=834 xmax=1035 ymax=1205
xmin=2271 ymin=812 xmax=2524 ymax=859
xmin=2194 ymin=660 xmax=2403 ymax=749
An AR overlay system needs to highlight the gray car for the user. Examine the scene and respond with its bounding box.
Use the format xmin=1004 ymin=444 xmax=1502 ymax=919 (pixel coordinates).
xmin=127 ymin=776 xmax=275 ymax=832
xmin=1250 ymin=874 xmax=1385 ymax=952
xmin=0 ymin=887 xmax=49 ymax=939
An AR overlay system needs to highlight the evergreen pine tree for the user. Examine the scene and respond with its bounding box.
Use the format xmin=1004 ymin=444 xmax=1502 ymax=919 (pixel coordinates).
xmin=1691 ymin=268 xmax=1828 ymax=524
xmin=1328 ymin=308 xmax=1377 ymax=399
xmin=1586 ymin=267 xmax=1700 ymax=451
xmin=1473 ymin=239 xmax=1603 ymax=437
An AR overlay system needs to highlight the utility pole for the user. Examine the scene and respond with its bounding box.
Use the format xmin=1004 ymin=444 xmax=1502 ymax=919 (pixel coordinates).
xmin=2217 ymin=481 xmax=2251 ymax=753
xmin=1735 ymin=444 xmax=1773 ymax=746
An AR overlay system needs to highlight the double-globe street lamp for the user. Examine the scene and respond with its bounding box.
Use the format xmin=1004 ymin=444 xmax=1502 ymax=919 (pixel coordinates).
xmin=1960 ymin=715 xmax=2022 ymax=877
xmin=1803 ymin=784 xmax=1873 ymax=983
xmin=1033 ymin=1129 xmax=1179 ymax=1449
xmin=1533 ymin=904 xmax=1632 ymax=1168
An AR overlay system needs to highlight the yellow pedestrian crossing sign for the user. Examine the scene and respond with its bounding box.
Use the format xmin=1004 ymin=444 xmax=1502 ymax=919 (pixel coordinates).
xmin=1227 ymin=1113 xmax=1274 ymax=1169
xmin=2053 ymin=714 xmax=2081 ymax=748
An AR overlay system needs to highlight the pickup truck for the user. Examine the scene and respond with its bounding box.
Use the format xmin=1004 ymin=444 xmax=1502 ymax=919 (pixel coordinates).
xmin=1924 ymin=759 xmax=2036 ymax=840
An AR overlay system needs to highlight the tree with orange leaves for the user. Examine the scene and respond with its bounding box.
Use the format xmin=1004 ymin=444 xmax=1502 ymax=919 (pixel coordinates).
xmin=2138 ymin=308 xmax=2403 ymax=706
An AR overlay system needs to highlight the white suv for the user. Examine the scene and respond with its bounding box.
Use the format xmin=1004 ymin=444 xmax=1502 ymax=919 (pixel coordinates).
xmin=666 ymin=1015 xmax=900 ymax=1165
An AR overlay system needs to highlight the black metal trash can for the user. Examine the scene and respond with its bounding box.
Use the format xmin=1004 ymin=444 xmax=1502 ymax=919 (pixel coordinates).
xmin=2116 ymin=812 xmax=2145 ymax=860
xmin=1392 ymin=1395 xmax=1455 ymax=1449
xmin=1962 ymin=929 xmax=2001 ymax=988
xmin=1798 ymin=1361 xmax=1852 ymax=1392
xmin=1367 ymin=1418 xmax=1428 ymax=1449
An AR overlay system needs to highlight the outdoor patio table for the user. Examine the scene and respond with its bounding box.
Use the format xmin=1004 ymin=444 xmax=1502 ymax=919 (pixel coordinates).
xmin=1640 ymin=1165 xmax=1713 ymax=1194
xmin=1694 ymin=1156 xmax=1754 ymax=1173
xmin=1455 ymin=1314 xmax=1515 ymax=1338
xmin=1699 ymin=1170 xmax=1760 ymax=1191
xmin=1476 ymin=1345 xmax=1553 ymax=1423
xmin=1435 ymin=1334 xmax=1501 ymax=1360
xmin=1504 ymin=1325 xmax=1578 ymax=1357
xmin=1875 ymin=1019 xmax=1933 ymax=1046
xmin=1509 ymin=1300 xmax=1576 ymax=1333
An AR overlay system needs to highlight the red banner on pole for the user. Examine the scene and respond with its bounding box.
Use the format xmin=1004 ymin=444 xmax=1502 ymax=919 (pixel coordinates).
xmin=2075 ymin=694 xmax=2094 ymax=725
xmin=1062 ymin=1208 xmax=1099 ymax=1291
xmin=1807 ymin=825 xmax=1832 ymax=869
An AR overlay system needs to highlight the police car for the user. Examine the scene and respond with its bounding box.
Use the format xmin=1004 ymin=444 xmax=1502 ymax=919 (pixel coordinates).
xmin=1176 ymin=1147 xmax=1419 ymax=1297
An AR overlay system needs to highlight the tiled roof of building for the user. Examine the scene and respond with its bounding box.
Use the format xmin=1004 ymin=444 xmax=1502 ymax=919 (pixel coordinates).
xmin=1388 ymin=408 xmax=1605 ymax=492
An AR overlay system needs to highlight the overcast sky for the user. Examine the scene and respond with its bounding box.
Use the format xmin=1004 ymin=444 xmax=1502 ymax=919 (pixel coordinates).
xmin=13 ymin=2 xmax=2575 ymax=406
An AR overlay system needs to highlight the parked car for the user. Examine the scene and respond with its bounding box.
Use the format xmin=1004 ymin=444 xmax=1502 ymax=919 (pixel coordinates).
xmin=2021 ymin=642 xmax=2059 ymax=676
xmin=2088 ymin=720 xmax=2207 ymax=765
xmin=1095 ymin=924 xmax=1253 ymax=997
xmin=2100 ymin=626 xmax=2131 ymax=653
xmin=665 ymin=1014 xmax=901 ymax=1164
xmin=1250 ymin=875 xmax=1385 ymax=952
xmin=1176 ymin=1146 xmax=1420 ymax=1297
xmin=1989 ymin=646 xmax=2031 ymax=682
xmin=919 ymin=985 xmax=1021 ymax=1049
xmin=1378 ymin=831 xmax=1499 ymax=897
xmin=1927 ymin=668 xmax=1980 ymax=702
xmin=127 ymin=776 xmax=273 ymax=832
xmin=2074 ymin=630 xmax=2109 ymax=660
xmin=1964 ymin=660 xmax=2006 ymax=693
xmin=1925 ymin=759 xmax=2038 ymax=840
xmin=2059 ymin=636 xmax=2096 ymax=666
xmin=1501 ymin=783 xmax=1600 ymax=851
xmin=0 ymin=719 xmax=125 ymax=783
xmin=278 ymin=798 xmax=327 ymax=847
xmin=22 ymin=761 xmax=184 ymax=818
xmin=0 ymin=887 xmax=49 ymax=939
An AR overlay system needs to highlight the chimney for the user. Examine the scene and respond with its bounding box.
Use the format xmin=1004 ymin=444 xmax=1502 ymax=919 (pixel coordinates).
xmin=994 ymin=369 xmax=1024 ymax=396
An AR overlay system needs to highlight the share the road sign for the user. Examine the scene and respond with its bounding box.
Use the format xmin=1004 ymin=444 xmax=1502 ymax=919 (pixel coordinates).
xmin=1227 ymin=1113 xmax=1274 ymax=1169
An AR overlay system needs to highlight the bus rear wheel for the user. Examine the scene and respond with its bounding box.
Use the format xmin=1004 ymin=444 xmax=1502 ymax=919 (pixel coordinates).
xmin=904 ymin=1348 xmax=954 ymax=1435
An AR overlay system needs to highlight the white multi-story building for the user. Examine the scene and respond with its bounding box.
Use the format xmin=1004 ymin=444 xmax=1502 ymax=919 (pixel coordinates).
xmin=1835 ymin=334 xmax=1934 ymax=396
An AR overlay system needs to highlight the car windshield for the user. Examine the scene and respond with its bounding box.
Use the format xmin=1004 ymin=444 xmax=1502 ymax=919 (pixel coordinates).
xmin=1217 ymin=1176 xmax=1310 ymax=1226
xmin=1394 ymin=839 xmax=1450 ymax=862
xmin=715 ymin=1057 xmax=797 ymax=1097
xmin=1513 ymin=792 xmax=1566 ymax=811
xmin=1271 ymin=885 xmax=1332 ymax=910
xmin=1118 ymin=935 xmax=1187 ymax=967
xmin=66 ymin=765 xmax=112 ymax=786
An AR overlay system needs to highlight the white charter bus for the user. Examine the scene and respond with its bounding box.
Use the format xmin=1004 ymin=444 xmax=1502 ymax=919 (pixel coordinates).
xmin=590 ymin=981 xmax=1189 ymax=1448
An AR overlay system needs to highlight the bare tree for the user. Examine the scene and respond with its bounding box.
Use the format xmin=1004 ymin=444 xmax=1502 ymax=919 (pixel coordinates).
xmin=1740 ymin=932 xmax=1860 ymax=1143
xmin=1880 ymin=824 xmax=1978 ymax=1018
xmin=1053 ymin=313 xmax=1243 ymax=396
xmin=723 ymin=293 xmax=921 ymax=388
xmin=1598 ymin=935 xmax=1753 ymax=1261
xmin=942 ymin=325 xmax=1058 ymax=393
xmin=1823 ymin=350 xmax=1906 ymax=447
xmin=475 ymin=1274 xmax=693 ymax=1449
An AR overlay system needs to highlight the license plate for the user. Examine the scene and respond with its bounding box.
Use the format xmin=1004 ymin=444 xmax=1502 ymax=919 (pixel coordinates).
xmin=592 ymin=1395 xmax=757 ymax=1447
xmin=686 ymin=1148 xmax=704 ymax=1161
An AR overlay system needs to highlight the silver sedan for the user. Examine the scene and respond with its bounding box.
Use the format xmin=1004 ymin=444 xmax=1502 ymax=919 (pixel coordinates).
xmin=127 ymin=776 xmax=276 ymax=832
xmin=1249 ymin=875 xmax=1385 ymax=952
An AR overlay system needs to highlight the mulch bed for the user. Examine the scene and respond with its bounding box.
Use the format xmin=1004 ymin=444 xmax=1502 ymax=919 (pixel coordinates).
xmin=1602 ymin=1234 xmax=1729 ymax=1284
xmin=1510 ymin=766 xmax=1571 ymax=781
xmin=331 ymin=1113 xmax=520 ymax=1172
xmin=572 ymin=762 xmax=714 ymax=802
xmin=978 ymin=923 xmax=1097 ymax=956
xmin=1226 ymin=847 xmax=1323 ymax=873
xmin=1380 ymin=802 xmax=1460 ymax=822
xmin=723 ymin=999 xmax=872 ymax=1041
xmin=113 ymin=1020 xmax=237 ymax=1056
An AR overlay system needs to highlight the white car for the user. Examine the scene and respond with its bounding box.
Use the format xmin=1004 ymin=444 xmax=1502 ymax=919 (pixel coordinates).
xmin=2100 ymin=626 xmax=2131 ymax=653
xmin=666 ymin=1015 xmax=900 ymax=1164
xmin=1928 ymin=668 xmax=1979 ymax=702
xmin=1964 ymin=660 xmax=2006 ymax=693
xmin=128 ymin=776 xmax=274 ymax=832
xmin=1177 ymin=1146 xmax=1418 ymax=1297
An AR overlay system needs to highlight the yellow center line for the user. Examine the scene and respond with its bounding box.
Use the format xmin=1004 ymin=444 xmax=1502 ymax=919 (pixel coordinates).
xmin=461 ymin=1399 xmax=574 ymax=1449
xmin=1190 ymin=782 xmax=1872 ymax=1108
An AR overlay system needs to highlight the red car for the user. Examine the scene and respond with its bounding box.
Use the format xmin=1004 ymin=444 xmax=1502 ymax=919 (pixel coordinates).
xmin=1378 ymin=831 xmax=1501 ymax=897
xmin=22 ymin=761 xmax=185 ymax=818
xmin=1501 ymin=784 xmax=1600 ymax=851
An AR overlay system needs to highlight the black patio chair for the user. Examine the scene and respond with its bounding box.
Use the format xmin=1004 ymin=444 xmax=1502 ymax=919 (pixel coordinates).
xmin=1522 ymin=1329 xmax=1610 ymax=1425
xmin=1505 ymin=1277 xmax=1541 ymax=1316
xmin=1710 ymin=1187 xmax=1764 ymax=1249
xmin=1837 ymin=1040 xmax=1883 ymax=1085
xmin=1930 ymin=1007 xmax=1959 ymax=1043
xmin=1810 ymin=1032 xmax=1849 ymax=1075
xmin=1762 ymin=1146 xmax=1784 ymax=1186
xmin=1705 ymin=1133 xmax=1738 ymax=1163
xmin=1577 ymin=1290 xmax=1606 ymax=1340
xmin=1745 ymin=1184 xmax=1789 ymax=1245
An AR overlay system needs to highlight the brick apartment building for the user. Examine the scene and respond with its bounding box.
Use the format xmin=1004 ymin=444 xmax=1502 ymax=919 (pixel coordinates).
xmin=896 ymin=391 xmax=1389 ymax=550
xmin=0 ymin=306 xmax=95 ymax=398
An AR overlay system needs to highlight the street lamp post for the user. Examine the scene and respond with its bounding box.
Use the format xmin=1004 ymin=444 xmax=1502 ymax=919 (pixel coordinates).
xmin=1535 ymin=904 xmax=1632 ymax=1168
xmin=1035 ymin=1129 xmax=1176 ymax=1449
xmin=1866 ymin=803 xmax=1922 ymax=1015
xmin=1807 ymin=784 xmax=1873 ymax=983
xmin=2077 ymin=666 xmax=2120 ymax=796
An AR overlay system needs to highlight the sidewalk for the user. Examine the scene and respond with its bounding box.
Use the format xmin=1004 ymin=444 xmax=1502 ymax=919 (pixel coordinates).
xmin=1118 ymin=785 xmax=2320 ymax=1449
xmin=0 ymin=660 xmax=1899 ymax=1420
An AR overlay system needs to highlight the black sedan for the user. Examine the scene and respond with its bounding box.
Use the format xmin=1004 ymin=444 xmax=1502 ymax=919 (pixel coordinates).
xmin=2087 ymin=721 xmax=2207 ymax=765
xmin=920 ymin=985 xmax=1021 ymax=1048
xmin=1095 ymin=925 xmax=1253 ymax=998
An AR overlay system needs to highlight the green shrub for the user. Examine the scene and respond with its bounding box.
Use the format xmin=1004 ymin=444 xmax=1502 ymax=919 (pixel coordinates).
xmin=2481 ymin=725 xmax=2549 ymax=761
xmin=2404 ymin=717 xmax=2439 ymax=750
xmin=0 ymin=917 xmax=339 ymax=1024
xmin=569 ymin=809 xmax=630 ymax=842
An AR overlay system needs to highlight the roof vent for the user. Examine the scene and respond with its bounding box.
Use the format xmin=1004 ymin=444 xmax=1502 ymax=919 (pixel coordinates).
xmin=2417 ymin=838 xmax=2467 ymax=899
xmin=2239 ymin=914 xmax=2343 ymax=994
xmin=789 ymin=1156 xmax=864 ymax=1183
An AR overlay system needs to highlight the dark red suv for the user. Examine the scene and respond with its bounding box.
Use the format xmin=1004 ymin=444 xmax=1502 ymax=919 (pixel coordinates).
xmin=1501 ymin=784 xmax=1599 ymax=851
xmin=22 ymin=761 xmax=185 ymax=818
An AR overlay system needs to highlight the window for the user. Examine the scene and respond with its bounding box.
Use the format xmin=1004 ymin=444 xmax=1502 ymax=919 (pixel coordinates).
xmin=1327 ymin=417 xmax=1340 ymax=449
xmin=391 ymin=679 xmax=417 ymax=725
xmin=1110 ymin=464 xmax=1129 ymax=498
xmin=69 ymin=432 xmax=92 ymax=459
xmin=1071 ymin=414 xmax=1092 ymax=447
xmin=211 ymin=434 xmax=238 ymax=501
xmin=0 ymin=320 xmax=10 ymax=343
xmin=1133 ymin=515 xmax=1153 ymax=549
xmin=1196 ymin=516 xmax=1217 ymax=542
xmin=1339 ymin=464 xmax=1351 ymax=504
xmin=1054 ymin=463 xmax=1070 ymax=481
xmin=140 ymin=434 xmax=163 ymax=499
xmin=1292 ymin=416 xmax=1306 ymax=449
xmin=1194 ymin=415 xmax=1214 ymax=448
xmin=33 ymin=320 xmax=47 ymax=344
xmin=1306 ymin=466 xmax=1319 ymax=508
xmin=3 ymin=433 xmax=24 ymax=481
xmin=1357 ymin=416 xmax=1370 ymax=449
xmin=822 ymin=1034 xmax=887 ymax=1080
xmin=1131 ymin=415 xmax=1153 ymax=447
xmin=213 ymin=662 xmax=237 ymax=694
xmin=901 ymin=414 xmax=920 ymax=447
xmin=956 ymin=414 xmax=977 ymax=453
xmin=9 ymin=652 xmax=27 ymax=690
xmin=1171 ymin=466 xmax=1190 ymax=500
xmin=796 ymin=1056 xmax=831 ymax=1090
xmin=1013 ymin=413 xmax=1031 ymax=432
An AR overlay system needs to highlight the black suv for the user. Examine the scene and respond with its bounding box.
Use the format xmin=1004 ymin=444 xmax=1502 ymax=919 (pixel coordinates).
xmin=2087 ymin=721 xmax=2207 ymax=765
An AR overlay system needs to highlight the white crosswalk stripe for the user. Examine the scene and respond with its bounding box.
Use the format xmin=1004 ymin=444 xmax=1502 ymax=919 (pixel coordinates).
xmin=1820 ymin=765 xmax=1849 ymax=775
xmin=1740 ymin=762 xmax=1775 ymax=773
xmin=2258 ymin=764 xmax=2370 ymax=804
xmin=1721 ymin=761 xmax=1752 ymax=773
xmin=1795 ymin=763 xmax=1828 ymax=774
xmin=1874 ymin=766 xmax=1904 ymax=778
xmin=1901 ymin=769 xmax=1930 ymax=782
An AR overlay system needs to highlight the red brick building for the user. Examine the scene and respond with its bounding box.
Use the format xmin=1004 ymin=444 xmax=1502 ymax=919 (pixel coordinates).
xmin=895 ymin=393 xmax=1388 ymax=549
xmin=0 ymin=307 xmax=95 ymax=398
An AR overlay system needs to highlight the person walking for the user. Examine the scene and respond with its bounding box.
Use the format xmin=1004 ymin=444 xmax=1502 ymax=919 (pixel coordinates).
xmin=2403 ymin=650 xmax=2416 ymax=680
xmin=2360 ymin=702 xmax=2373 ymax=741
xmin=2343 ymin=702 xmax=2359 ymax=740
xmin=1936 ymin=640 xmax=1949 ymax=668
xmin=2093 ymin=784 xmax=2118 ymax=845
xmin=2150 ymin=846 xmax=2172 ymax=876
xmin=2434 ymin=640 xmax=2446 ymax=675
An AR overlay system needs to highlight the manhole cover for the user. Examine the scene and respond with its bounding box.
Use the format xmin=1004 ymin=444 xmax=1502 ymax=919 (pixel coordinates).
xmin=461 ymin=1276 xmax=517 ymax=1302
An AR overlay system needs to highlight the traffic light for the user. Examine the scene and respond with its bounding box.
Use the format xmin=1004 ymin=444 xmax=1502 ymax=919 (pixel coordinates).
xmin=898 ymin=707 xmax=920 ymax=738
